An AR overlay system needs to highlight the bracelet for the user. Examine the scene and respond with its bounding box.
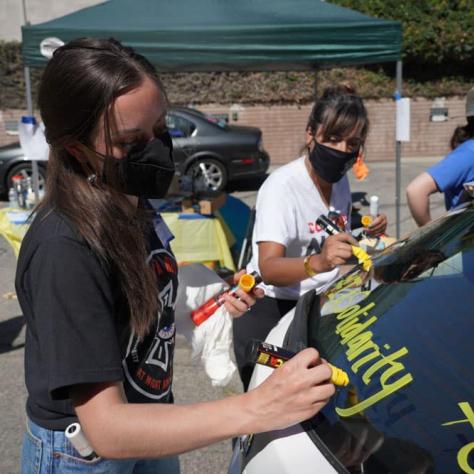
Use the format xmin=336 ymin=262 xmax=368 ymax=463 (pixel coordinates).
xmin=303 ymin=254 xmax=317 ymax=277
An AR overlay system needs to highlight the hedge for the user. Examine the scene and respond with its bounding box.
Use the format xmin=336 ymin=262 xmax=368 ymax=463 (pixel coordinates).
xmin=1 ymin=38 xmax=472 ymax=110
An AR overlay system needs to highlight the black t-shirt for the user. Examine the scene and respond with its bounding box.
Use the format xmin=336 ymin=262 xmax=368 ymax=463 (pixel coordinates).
xmin=15 ymin=203 xmax=178 ymax=431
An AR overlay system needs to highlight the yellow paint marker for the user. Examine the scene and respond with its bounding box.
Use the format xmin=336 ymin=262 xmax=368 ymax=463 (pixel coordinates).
xmin=315 ymin=214 xmax=373 ymax=271
xmin=328 ymin=363 xmax=350 ymax=387
xmin=247 ymin=340 xmax=350 ymax=387
xmin=352 ymin=245 xmax=372 ymax=271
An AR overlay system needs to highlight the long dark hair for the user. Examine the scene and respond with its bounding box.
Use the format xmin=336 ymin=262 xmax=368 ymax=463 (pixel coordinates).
xmin=38 ymin=38 xmax=165 ymax=339
xmin=450 ymin=116 xmax=474 ymax=150
xmin=307 ymin=84 xmax=369 ymax=146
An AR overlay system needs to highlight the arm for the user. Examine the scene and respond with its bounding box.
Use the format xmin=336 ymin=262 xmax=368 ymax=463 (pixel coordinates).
xmin=258 ymin=233 xmax=356 ymax=287
xmin=71 ymin=348 xmax=335 ymax=459
xmin=406 ymin=172 xmax=439 ymax=226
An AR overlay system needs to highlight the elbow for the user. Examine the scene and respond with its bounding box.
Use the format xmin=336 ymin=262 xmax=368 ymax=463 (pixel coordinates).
xmin=406 ymin=182 xmax=417 ymax=203
xmin=258 ymin=259 xmax=277 ymax=286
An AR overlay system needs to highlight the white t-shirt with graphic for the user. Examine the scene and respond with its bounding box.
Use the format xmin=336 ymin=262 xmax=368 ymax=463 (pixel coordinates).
xmin=247 ymin=156 xmax=352 ymax=300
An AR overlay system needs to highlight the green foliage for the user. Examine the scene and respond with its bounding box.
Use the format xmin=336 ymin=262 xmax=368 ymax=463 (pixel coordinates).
xmin=0 ymin=37 xmax=472 ymax=109
xmin=332 ymin=0 xmax=474 ymax=66
xmin=0 ymin=41 xmax=42 ymax=109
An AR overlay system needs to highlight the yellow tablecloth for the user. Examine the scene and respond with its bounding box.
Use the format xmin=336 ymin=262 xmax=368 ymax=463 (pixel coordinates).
xmin=161 ymin=213 xmax=235 ymax=271
xmin=0 ymin=207 xmax=235 ymax=271
xmin=0 ymin=208 xmax=30 ymax=257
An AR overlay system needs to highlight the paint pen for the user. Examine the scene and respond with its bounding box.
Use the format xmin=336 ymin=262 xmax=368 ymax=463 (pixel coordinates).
xmin=369 ymin=195 xmax=379 ymax=219
xmin=361 ymin=195 xmax=380 ymax=228
xmin=246 ymin=340 xmax=349 ymax=387
xmin=65 ymin=422 xmax=98 ymax=460
xmin=317 ymin=213 xmax=372 ymax=271
xmin=191 ymin=271 xmax=262 ymax=325
xmin=316 ymin=214 xmax=343 ymax=236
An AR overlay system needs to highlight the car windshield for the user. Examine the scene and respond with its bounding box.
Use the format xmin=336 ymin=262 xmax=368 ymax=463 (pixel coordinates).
xmin=306 ymin=203 xmax=474 ymax=473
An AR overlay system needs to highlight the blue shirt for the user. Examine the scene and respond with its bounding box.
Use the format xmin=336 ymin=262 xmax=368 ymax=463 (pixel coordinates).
xmin=428 ymin=139 xmax=474 ymax=210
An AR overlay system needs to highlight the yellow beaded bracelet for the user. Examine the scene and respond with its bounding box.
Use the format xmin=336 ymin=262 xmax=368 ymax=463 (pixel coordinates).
xmin=303 ymin=254 xmax=317 ymax=277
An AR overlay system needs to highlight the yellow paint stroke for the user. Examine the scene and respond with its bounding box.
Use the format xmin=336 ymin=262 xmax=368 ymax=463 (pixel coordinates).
xmin=442 ymin=402 xmax=474 ymax=473
xmin=442 ymin=402 xmax=474 ymax=429
xmin=458 ymin=442 xmax=474 ymax=474
xmin=334 ymin=301 xmax=413 ymax=417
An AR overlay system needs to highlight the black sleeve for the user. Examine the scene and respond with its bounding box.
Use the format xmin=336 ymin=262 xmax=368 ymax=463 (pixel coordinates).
xmin=26 ymin=237 xmax=124 ymax=400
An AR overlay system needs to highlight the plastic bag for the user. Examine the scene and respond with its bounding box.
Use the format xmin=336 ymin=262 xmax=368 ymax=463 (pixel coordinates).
xmin=175 ymin=263 xmax=236 ymax=387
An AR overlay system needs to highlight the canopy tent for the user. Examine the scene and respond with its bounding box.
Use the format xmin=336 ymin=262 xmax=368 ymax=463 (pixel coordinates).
xmin=21 ymin=0 xmax=404 ymax=235
xmin=22 ymin=0 xmax=401 ymax=70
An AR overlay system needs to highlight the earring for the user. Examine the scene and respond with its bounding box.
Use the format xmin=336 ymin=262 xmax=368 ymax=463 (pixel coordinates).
xmin=87 ymin=173 xmax=97 ymax=185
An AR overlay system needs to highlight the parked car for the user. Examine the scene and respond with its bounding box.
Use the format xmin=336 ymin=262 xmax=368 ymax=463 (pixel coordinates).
xmin=230 ymin=202 xmax=474 ymax=474
xmin=167 ymin=107 xmax=269 ymax=191
xmin=0 ymin=107 xmax=269 ymax=197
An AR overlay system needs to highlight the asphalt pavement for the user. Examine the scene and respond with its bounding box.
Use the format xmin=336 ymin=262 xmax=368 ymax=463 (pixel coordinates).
xmin=0 ymin=157 xmax=445 ymax=474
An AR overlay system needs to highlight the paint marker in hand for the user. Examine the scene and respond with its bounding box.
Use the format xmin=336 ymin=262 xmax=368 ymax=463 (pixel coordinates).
xmin=317 ymin=213 xmax=372 ymax=271
xmin=246 ymin=340 xmax=349 ymax=387
xmin=191 ymin=271 xmax=262 ymax=325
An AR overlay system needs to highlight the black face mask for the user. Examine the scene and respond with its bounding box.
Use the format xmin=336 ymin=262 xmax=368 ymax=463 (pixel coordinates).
xmin=102 ymin=131 xmax=175 ymax=198
xmin=308 ymin=141 xmax=359 ymax=183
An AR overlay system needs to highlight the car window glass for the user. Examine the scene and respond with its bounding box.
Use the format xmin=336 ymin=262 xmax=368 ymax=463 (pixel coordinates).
xmin=165 ymin=114 xmax=196 ymax=138
xmin=305 ymin=205 xmax=474 ymax=474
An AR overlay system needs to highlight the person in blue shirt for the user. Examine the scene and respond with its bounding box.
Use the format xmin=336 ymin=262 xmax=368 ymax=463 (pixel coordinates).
xmin=407 ymin=87 xmax=474 ymax=226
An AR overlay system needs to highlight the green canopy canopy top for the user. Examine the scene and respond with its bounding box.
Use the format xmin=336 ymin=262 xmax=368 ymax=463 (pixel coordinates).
xmin=22 ymin=0 xmax=401 ymax=70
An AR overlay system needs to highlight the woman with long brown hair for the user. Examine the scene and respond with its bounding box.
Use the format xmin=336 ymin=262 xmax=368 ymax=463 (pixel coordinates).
xmin=16 ymin=38 xmax=336 ymax=473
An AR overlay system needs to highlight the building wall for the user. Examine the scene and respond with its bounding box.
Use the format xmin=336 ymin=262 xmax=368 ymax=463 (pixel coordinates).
xmin=0 ymin=0 xmax=102 ymax=41
xmin=198 ymin=97 xmax=464 ymax=163
xmin=0 ymin=97 xmax=465 ymax=164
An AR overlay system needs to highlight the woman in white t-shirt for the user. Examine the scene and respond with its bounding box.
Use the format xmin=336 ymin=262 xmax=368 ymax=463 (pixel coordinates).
xmin=233 ymin=85 xmax=387 ymax=389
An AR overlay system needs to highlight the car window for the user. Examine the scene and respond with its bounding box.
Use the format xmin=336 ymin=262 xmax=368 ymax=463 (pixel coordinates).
xmin=305 ymin=204 xmax=474 ymax=474
xmin=184 ymin=108 xmax=228 ymax=129
xmin=165 ymin=113 xmax=196 ymax=138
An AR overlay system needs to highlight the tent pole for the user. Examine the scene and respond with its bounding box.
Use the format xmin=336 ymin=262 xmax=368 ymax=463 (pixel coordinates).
xmin=395 ymin=60 xmax=402 ymax=239
xmin=23 ymin=65 xmax=40 ymax=203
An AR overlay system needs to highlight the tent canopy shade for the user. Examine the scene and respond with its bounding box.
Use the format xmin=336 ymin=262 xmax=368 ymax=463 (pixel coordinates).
xmin=22 ymin=0 xmax=401 ymax=71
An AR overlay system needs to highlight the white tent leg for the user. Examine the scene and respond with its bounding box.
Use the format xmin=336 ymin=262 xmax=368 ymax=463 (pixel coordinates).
xmin=24 ymin=65 xmax=40 ymax=203
xmin=395 ymin=60 xmax=403 ymax=239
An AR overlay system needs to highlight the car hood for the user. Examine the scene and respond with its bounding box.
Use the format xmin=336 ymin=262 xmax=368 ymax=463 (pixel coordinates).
xmin=244 ymin=202 xmax=474 ymax=474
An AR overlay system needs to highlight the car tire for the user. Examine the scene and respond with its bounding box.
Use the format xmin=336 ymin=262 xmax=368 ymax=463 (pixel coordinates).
xmin=186 ymin=158 xmax=228 ymax=192
xmin=6 ymin=162 xmax=46 ymax=194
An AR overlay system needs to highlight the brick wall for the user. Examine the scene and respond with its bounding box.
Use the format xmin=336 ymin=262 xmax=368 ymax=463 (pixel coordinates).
xmin=1 ymin=97 xmax=465 ymax=164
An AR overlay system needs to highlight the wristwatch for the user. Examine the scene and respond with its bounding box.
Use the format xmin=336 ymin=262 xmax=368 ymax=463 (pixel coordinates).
xmin=303 ymin=254 xmax=317 ymax=277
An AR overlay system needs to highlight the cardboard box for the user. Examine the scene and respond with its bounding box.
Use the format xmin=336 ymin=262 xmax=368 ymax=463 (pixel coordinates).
xmin=181 ymin=192 xmax=226 ymax=215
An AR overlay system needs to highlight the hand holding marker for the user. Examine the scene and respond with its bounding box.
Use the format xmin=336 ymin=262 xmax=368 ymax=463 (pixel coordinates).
xmin=247 ymin=340 xmax=349 ymax=387
xmin=316 ymin=214 xmax=372 ymax=271
xmin=191 ymin=271 xmax=262 ymax=325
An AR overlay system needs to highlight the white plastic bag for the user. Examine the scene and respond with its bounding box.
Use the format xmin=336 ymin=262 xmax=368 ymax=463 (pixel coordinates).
xmin=18 ymin=116 xmax=49 ymax=161
xmin=175 ymin=264 xmax=237 ymax=387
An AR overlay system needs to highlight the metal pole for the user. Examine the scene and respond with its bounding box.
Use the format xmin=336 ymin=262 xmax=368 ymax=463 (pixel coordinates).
xmin=22 ymin=0 xmax=40 ymax=203
xmin=24 ymin=65 xmax=40 ymax=204
xmin=395 ymin=60 xmax=402 ymax=239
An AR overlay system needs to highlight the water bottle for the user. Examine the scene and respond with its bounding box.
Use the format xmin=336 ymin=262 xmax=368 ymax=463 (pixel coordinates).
xmin=26 ymin=178 xmax=36 ymax=209
xmin=8 ymin=187 xmax=17 ymax=207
